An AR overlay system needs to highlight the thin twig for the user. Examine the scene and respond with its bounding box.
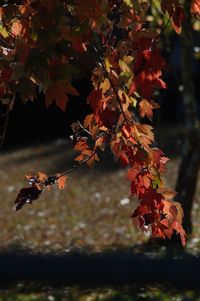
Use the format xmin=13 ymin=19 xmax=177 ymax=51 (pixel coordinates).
xmin=76 ymin=121 xmax=92 ymax=136
xmin=55 ymin=150 xmax=97 ymax=179
xmin=161 ymin=15 xmax=172 ymax=34
xmin=32 ymin=150 xmax=98 ymax=187
xmin=0 ymin=99 xmax=12 ymax=149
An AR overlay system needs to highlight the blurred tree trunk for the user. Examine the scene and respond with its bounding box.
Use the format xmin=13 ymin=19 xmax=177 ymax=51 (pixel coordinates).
xmin=175 ymin=0 xmax=200 ymax=234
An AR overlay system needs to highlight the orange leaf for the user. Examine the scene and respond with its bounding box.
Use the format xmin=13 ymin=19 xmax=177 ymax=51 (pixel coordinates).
xmin=83 ymin=114 xmax=95 ymax=128
xmin=37 ymin=172 xmax=48 ymax=182
xmin=86 ymin=153 xmax=99 ymax=168
xmin=172 ymin=221 xmax=186 ymax=247
xmin=56 ymin=175 xmax=68 ymax=190
xmin=157 ymin=188 xmax=177 ymax=201
xmin=95 ymin=135 xmax=106 ymax=150
xmin=139 ymin=99 xmax=153 ymax=120
xmin=74 ymin=140 xmax=88 ymax=152
xmin=75 ymin=154 xmax=84 ymax=162
xmin=191 ymin=0 xmax=200 ymax=15
xmin=11 ymin=20 xmax=24 ymax=36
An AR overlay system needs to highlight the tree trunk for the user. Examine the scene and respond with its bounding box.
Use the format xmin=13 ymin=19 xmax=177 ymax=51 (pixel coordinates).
xmin=175 ymin=0 xmax=200 ymax=234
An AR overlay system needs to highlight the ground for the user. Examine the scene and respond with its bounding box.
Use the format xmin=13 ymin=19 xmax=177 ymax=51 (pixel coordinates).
xmin=1 ymin=126 xmax=200 ymax=300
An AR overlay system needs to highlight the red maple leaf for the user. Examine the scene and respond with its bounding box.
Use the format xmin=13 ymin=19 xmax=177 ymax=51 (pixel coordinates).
xmin=45 ymin=80 xmax=79 ymax=111
xmin=130 ymin=70 xmax=166 ymax=99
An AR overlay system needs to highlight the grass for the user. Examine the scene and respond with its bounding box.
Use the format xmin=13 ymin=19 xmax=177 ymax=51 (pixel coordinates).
xmin=1 ymin=126 xmax=200 ymax=299
xmin=2 ymin=284 xmax=200 ymax=301
xmin=0 ymin=140 xmax=146 ymax=253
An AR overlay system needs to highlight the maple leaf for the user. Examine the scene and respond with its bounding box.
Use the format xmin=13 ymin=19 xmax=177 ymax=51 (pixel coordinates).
xmin=95 ymin=135 xmax=106 ymax=151
xmin=130 ymin=50 xmax=167 ymax=98
xmin=74 ymin=140 xmax=89 ymax=152
xmin=120 ymin=125 xmax=137 ymax=145
xmin=134 ymin=50 xmax=166 ymax=74
xmin=45 ymin=80 xmax=79 ymax=111
xmin=130 ymin=71 xmax=167 ymax=99
xmin=83 ymin=114 xmax=95 ymax=129
xmin=25 ymin=172 xmax=48 ymax=190
xmin=15 ymin=187 xmax=42 ymax=211
xmin=11 ymin=20 xmax=24 ymax=37
xmin=87 ymin=89 xmax=102 ymax=114
xmin=100 ymin=78 xmax=111 ymax=93
xmin=134 ymin=124 xmax=154 ymax=150
xmin=149 ymin=148 xmax=169 ymax=172
xmin=100 ymin=108 xmax=118 ymax=128
xmin=117 ymin=151 xmax=130 ymax=166
xmin=56 ymin=175 xmax=68 ymax=190
xmin=191 ymin=0 xmax=200 ymax=15
xmin=127 ymin=163 xmax=142 ymax=182
xmin=162 ymin=199 xmax=184 ymax=225
xmin=86 ymin=152 xmax=99 ymax=168
xmin=160 ymin=199 xmax=186 ymax=246
xmin=157 ymin=188 xmax=177 ymax=201
xmin=172 ymin=221 xmax=186 ymax=247
xmin=139 ymin=99 xmax=153 ymax=120
xmin=131 ymin=174 xmax=154 ymax=198
xmin=37 ymin=172 xmax=48 ymax=183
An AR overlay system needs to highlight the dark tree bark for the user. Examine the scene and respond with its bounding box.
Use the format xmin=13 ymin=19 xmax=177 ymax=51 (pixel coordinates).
xmin=175 ymin=0 xmax=200 ymax=234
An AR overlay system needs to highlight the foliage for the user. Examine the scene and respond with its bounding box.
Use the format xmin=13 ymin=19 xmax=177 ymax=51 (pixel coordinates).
xmin=0 ymin=0 xmax=199 ymax=245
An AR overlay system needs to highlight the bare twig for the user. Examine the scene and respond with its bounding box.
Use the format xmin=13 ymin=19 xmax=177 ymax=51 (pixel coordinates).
xmin=57 ymin=150 xmax=97 ymax=178
xmin=0 ymin=97 xmax=13 ymax=149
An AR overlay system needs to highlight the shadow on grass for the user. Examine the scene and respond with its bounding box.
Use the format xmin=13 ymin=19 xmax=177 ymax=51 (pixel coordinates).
xmin=1 ymin=141 xmax=123 ymax=175
xmin=0 ymin=241 xmax=199 ymax=290
xmin=0 ymin=125 xmax=185 ymax=182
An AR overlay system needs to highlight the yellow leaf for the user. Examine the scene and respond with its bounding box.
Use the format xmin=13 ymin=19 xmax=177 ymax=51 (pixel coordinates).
xmin=37 ymin=172 xmax=48 ymax=182
xmin=123 ymin=0 xmax=133 ymax=7
xmin=119 ymin=59 xmax=131 ymax=73
xmin=0 ymin=25 xmax=9 ymax=38
xmin=104 ymin=57 xmax=111 ymax=73
xmin=100 ymin=78 xmax=111 ymax=93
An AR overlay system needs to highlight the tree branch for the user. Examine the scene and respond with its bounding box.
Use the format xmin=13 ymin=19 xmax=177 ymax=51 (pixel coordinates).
xmin=92 ymin=44 xmax=129 ymax=126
